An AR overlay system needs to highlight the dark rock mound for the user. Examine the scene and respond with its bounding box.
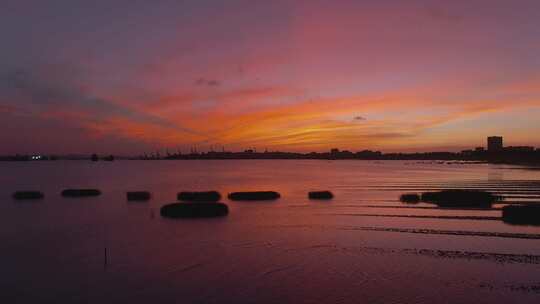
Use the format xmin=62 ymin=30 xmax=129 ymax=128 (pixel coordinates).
xmin=13 ymin=191 xmax=44 ymax=200
xmin=308 ymin=191 xmax=334 ymax=200
xmin=502 ymin=205 xmax=540 ymax=226
xmin=177 ymin=191 xmax=221 ymax=202
xmin=228 ymin=191 xmax=280 ymax=201
xmin=421 ymin=190 xmax=501 ymax=208
xmin=400 ymin=193 xmax=420 ymax=203
xmin=127 ymin=191 xmax=151 ymax=201
xmin=62 ymin=189 xmax=101 ymax=197
xmin=160 ymin=202 xmax=229 ymax=218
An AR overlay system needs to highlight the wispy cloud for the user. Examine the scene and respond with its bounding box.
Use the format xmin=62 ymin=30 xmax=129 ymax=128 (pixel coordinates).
xmin=0 ymin=65 xmax=203 ymax=144
xmin=195 ymin=77 xmax=221 ymax=87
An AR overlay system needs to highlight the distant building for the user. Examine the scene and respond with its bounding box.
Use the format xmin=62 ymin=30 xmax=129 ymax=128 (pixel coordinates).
xmin=475 ymin=147 xmax=485 ymax=152
xmin=487 ymin=136 xmax=503 ymax=152
xmin=330 ymin=148 xmax=340 ymax=154
xmin=505 ymin=146 xmax=535 ymax=152
xmin=461 ymin=149 xmax=474 ymax=156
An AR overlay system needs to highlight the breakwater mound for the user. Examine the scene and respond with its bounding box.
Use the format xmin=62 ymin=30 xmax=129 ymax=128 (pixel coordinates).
xmin=420 ymin=190 xmax=501 ymax=208
xmin=127 ymin=191 xmax=151 ymax=201
xmin=13 ymin=191 xmax=44 ymax=200
xmin=177 ymin=191 xmax=221 ymax=202
xmin=502 ymin=205 xmax=540 ymax=226
xmin=308 ymin=191 xmax=334 ymax=200
xmin=399 ymin=193 xmax=420 ymax=203
xmin=160 ymin=202 xmax=229 ymax=218
xmin=61 ymin=189 xmax=101 ymax=197
xmin=228 ymin=191 xmax=280 ymax=201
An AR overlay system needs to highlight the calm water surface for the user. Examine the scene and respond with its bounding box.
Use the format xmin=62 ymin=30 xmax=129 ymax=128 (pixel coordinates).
xmin=1 ymin=160 xmax=539 ymax=303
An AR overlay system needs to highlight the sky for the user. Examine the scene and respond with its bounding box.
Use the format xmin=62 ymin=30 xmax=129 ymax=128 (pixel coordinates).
xmin=1 ymin=0 xmax=540 ymax=155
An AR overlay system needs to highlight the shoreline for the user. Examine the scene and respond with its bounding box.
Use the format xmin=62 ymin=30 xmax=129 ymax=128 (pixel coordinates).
xmin=1 ymin=158 xmax=539 ymax=167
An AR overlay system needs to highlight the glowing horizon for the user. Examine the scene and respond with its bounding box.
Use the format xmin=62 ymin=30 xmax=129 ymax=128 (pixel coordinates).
xmin=1 ymin=0 xmax=540 ymax=154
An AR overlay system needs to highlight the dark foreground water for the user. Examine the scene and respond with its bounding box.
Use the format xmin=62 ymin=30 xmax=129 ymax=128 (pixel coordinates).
xmin=1 ymin=160 xmax=539 ymax=303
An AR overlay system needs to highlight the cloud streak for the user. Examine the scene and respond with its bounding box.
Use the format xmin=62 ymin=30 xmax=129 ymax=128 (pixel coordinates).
xmin=0 ymin=65 xmax=207 ymax=146
xmin=195 ymin=78 xmax=221 ymax=87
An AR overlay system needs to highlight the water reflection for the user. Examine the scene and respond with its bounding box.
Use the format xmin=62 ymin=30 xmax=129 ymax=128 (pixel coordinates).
xmin=0 ymin=160 xmax=539 ymax=303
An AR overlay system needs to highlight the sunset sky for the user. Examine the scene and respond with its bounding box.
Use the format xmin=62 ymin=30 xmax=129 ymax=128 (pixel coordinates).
xmin=1 ymin=0 xmax=540 ymax=154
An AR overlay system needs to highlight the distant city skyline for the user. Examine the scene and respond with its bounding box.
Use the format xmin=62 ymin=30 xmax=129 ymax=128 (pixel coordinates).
xmin=0 ymin=135 xmax=539 ymax=156
xmin=3 ymin=136 xmax=539 ymax=162
xmin=1 ymin=1 xmax=540 ymax=154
